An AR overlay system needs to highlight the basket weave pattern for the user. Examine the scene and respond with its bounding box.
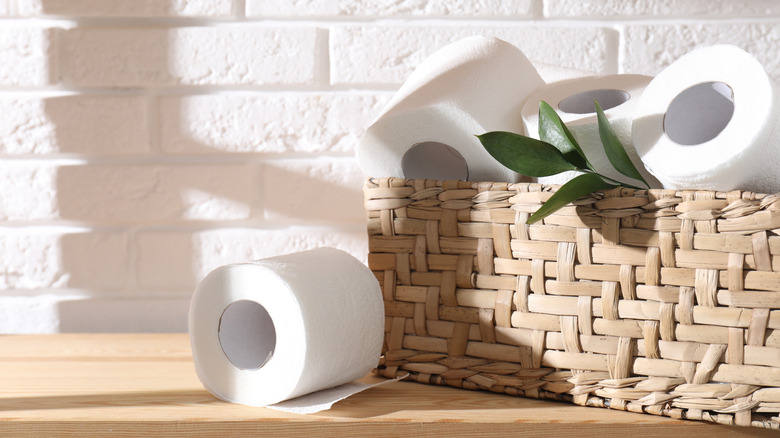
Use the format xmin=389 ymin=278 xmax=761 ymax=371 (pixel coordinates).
xmin=365 ymin=177 xmax=780 ymax=429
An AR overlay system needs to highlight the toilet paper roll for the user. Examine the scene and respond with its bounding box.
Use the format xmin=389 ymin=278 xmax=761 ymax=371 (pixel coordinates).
xmin=522 ymin=75 xmax=660 ymax=187
xmin=358 ymin=36 xmax=544 ymax=182
xmin=633 ymin=44 xmax=780 ymax=193
xmin=189 ymin=247 xmax=384 ymax=408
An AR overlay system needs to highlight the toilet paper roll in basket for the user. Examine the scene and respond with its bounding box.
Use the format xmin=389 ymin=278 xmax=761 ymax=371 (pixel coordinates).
xmin=632 ymin=44 xmax=780 ymax=193
xmin=189 ymin=247 xmax=384 ymax=410
xmin=521 ymin=74 xmax=661 ymax=187
xmin=358 ymin=36 xmax=544 ymax=182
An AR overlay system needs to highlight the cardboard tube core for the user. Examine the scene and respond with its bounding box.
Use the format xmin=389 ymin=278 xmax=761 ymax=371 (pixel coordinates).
xmin=558 ymin=88 xmax=630 ymax=114
xmin=663 ymin=82 xmax=735 ymax=146
xmin=219 ymin=300 xmax=276 ymax=370
xmin=402 ymin=141 xmax=469 ymax=180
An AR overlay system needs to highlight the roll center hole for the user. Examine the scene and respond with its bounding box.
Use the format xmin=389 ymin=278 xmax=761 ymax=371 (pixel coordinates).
xmin=401 ymin=141 xmax=469 ymax=181
xmin=218 ymin=300 xmax=276 ymax=370
xmin=663 ymin=81 xmax=735 ymax=146
xmin=558 ymin=89 xmax=631 ymax=114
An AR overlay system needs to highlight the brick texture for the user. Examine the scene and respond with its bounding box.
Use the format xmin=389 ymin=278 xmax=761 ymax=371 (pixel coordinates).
xmin=2 ymin=0 xmax=779 ymax=332
xmin=330 ymin=25 xmax=616 ymax=85
xmin=0 ymin=27 xmax=54 ymax=86
xmin=0 ymin=296 xmax=61 ymax=333
xmin=64 ymin=27 xmax=319 ymax=87
xmin=0 ymin=229 xmax=127 ymax=289
xmin=55 ymin=164 xmax=253 ymax=222
xmin=135 ymin=228 xmax=368 ymax=289
xmin=57 ymin=298 xmax=191 ymax=332
xmin=159 ymin=93 xmax=388 ymax=154
xmin=29 ymin=0 xmax=233 ymax=17
xmin=262 ymin=158 xmax=367 ymax=224
xmin=545 ymin=0 xmax=780 ymax=18
xmin=0 ymin=164 xmax=58 ymax=221
xmin=0 ymin=95 xmax=149 ymax=154
xmin=248 ymin=0 xmax=535 ymax=18
xmin=622 ymin=23 xmax=780 ymax=79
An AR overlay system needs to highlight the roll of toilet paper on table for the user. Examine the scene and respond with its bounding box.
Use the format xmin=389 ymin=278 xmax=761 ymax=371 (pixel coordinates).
xmin=522 ymin=74 xmax=661 ymax=187
xmin=632 ymin=44 xmax=780 ymax=194
xmin=358 ymin=36 xmax=544 ymax=182
xmin=189 ymin=247 xmax=384 ymax=410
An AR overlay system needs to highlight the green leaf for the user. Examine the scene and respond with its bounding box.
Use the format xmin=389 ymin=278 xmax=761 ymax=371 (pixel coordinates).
xmin=595 ymin=100 xmax=649 ymax=188
xmin=527 ymin=173 xmax=616 ymax=224
xmin=538 ymin=101 xmax=591 ymax=170
xmin=478 ymin=131 xmax=577 ymax=177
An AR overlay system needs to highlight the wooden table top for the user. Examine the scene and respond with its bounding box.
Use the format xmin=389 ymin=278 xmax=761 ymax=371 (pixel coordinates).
xmin=0 ymin=334 xmax=774 ymax=437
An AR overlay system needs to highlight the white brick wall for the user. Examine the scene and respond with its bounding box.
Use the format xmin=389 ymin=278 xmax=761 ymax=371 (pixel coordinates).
xmin=64 ymin=27 xmax=321 ymax=87
xmin=26 ymin=0 xmax=234 ymax=17
xmin=1 ymin=1 xmax=778 ymax=332
xmin=330 ymin=26 xmax=616 ymax=86
xmin=158 ymin=93 xmax=388 ymax=153
xmin=246 ymin=1 xmax=537 ymax=18
xmin=0 ymin=27 xmax=54 ymax=86
xmin=56 ymin=164 xmax=254 ymax=221
xmin=0 ymin=95 xmax=150 ymax=154
xmin=135 ymin=228 xmax=368 ymax=290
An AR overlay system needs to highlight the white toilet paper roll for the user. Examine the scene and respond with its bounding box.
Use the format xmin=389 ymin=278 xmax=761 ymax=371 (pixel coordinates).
xmin=521 ymin=75 xmax=660 ymax=187
xmin=358 ymin=36 xmax=544 ymax=182
xmin=189 ymin=247 xmax=384 ymax=407
xmin=632 ymin=44 xmax=780 ymax=193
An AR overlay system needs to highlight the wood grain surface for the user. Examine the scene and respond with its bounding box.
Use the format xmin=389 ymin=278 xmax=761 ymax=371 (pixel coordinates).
xmin=0 ymin=334 xmax=774 ymax=437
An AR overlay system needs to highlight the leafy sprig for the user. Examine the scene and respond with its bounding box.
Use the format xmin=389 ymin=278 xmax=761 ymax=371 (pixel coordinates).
xmin=477 ymin=100 xmax=649 ymax=224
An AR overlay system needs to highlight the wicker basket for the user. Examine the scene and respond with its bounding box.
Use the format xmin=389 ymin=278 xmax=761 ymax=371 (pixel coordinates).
xmin=364 ymin=177 xmax=780 ymax=429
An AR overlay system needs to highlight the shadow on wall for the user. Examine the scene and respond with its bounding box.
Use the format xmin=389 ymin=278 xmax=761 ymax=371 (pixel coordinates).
xmin=28 ymin=26 xmax=366 ymax=333
xmin=261 ymin=162 xmax=366 ymax=225
xmin=54 ymin=164 xmax=253 ymax=223
xmin=41 ymin=24 xmax=213 ymax=331
xmin=57 ymin=298 xmax=193 ymax=332
xmin=39 ymin=0 xmax=197 ymax=16
xmin=38 ymin=96 xmax=150 ymax=155
xmin=43 ymin=21 xmax=222 ymax=331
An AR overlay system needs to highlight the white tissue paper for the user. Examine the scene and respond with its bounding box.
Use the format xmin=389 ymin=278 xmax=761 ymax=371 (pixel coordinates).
xmin=358 ymin=35 xmax=544 ymax=182
xmin=189 ymin=247 xmax=385 ymax=413
xmin=632 ymin=44 xmax=780 ymax=193
xmin=522 ymin=74 xmax=661 ymax=187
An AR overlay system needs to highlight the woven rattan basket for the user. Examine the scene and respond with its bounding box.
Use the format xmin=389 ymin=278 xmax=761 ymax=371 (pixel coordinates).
xmin=364 ymin=177 xmax=780 ymax=429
